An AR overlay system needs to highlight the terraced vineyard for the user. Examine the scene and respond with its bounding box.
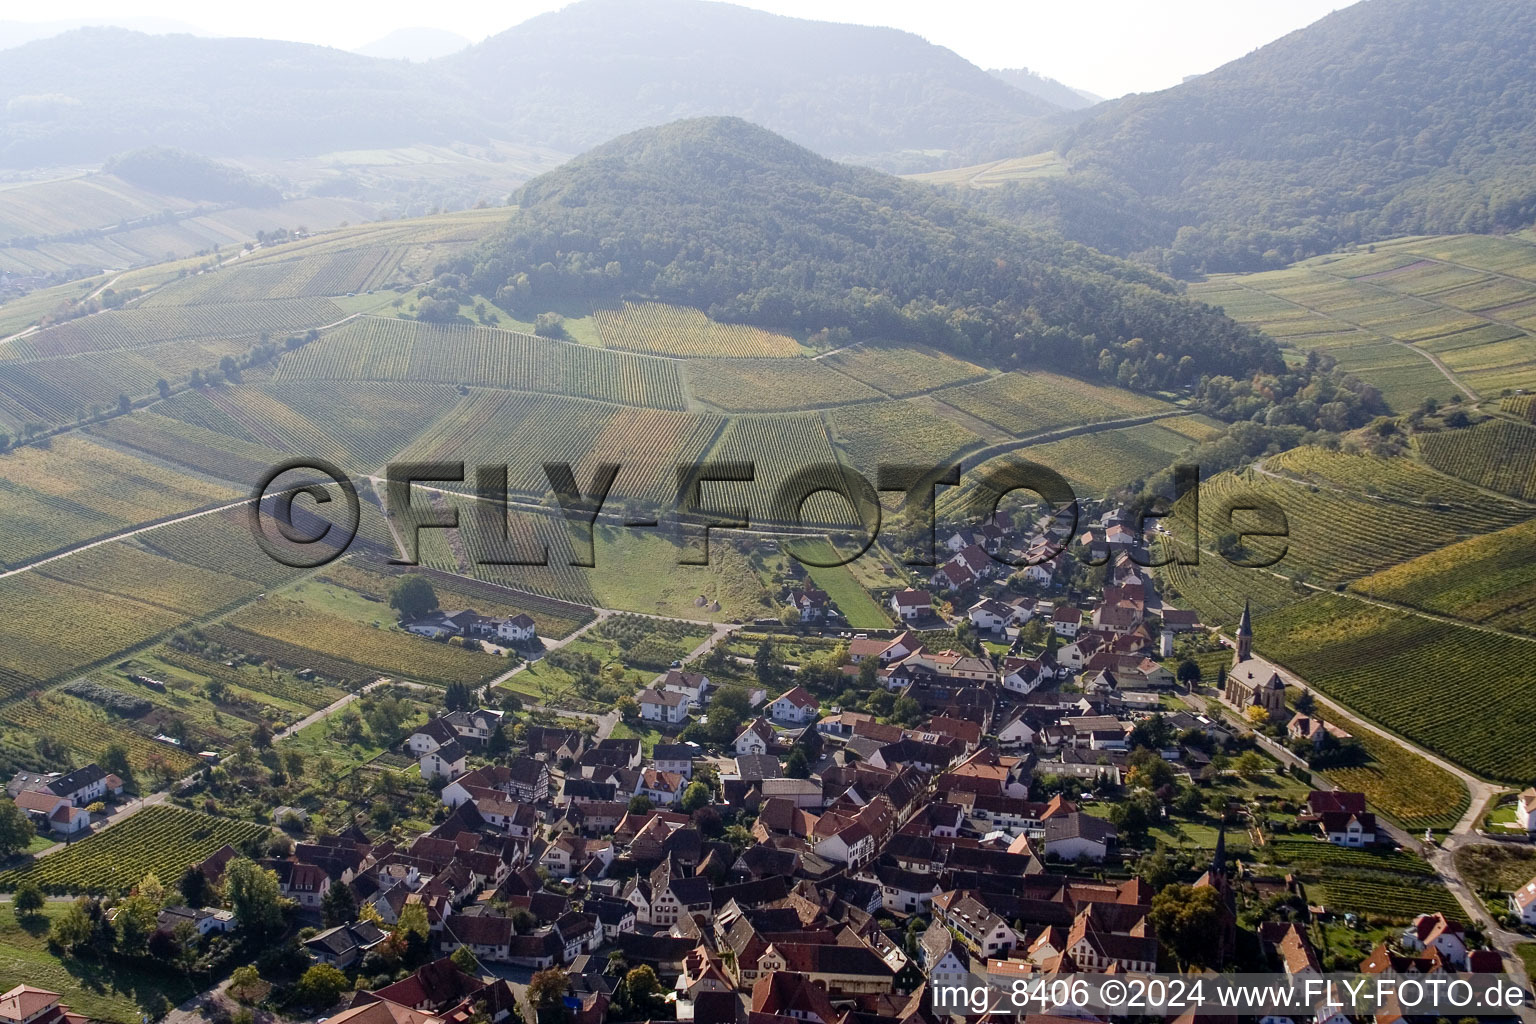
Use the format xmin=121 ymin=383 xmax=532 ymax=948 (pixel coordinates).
xmin=0 ymin=807 xmax=269 ymax=895
xmin=1014 ymin=419 xmax=1213 ymax=493
xmin=685 ymin=358 xmax=882 ymax=410
xmin=1505 ymin=394 xmax=1536 ymax=423
xmin=1311 ymin=705 xmax=1470 ymax=831
xmin=1417 ymin=419 xmax=1536 ymax=501
xmin=276 ymin=316 xmax=687 ymax=408
xmin=821 ymin=343 xmax=989 ymax=396
xmin=1257 ymin=594 xmax=1536 ymax=782
xmin=35 ymin=540 xmax=262 ymax=617
xmin=933 ymin=371 xmax=1169 ymax=437
xmin=593 ymin=302 xmax=801 ymax=357
xmin=1351 ymin=519 xmax=1536 ymax=635
xmin=1199 ymin=451 xmax=1529 ymax=583
xmin=1311 ymin=876 xmax=1465 ymax=922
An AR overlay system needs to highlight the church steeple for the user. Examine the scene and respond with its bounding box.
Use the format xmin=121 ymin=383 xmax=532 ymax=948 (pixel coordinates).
xmin=1236 ymin=600 xmax=1253 ymax=662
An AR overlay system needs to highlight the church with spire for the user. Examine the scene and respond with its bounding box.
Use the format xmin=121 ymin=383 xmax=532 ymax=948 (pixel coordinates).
xmin=1193 ymin=824 xmax=1238 ymax=966
xmin=1223 ymin=600 xmax=1288 ymax=717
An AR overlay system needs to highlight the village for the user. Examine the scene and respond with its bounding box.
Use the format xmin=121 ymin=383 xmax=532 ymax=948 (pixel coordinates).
xmin=1 ymin=503 xmax=1531 ymax=1024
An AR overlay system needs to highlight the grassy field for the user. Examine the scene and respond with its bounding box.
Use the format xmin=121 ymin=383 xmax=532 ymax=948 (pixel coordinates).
xmin=0 ymin=900 xmax=197 ymax=1023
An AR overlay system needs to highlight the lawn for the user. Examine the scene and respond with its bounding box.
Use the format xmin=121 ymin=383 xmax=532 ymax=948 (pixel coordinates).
xmin=0 ymin=902 xmax=196 ymax=1023
xmin=1517 ymin=943 xmax=1536 ymax=985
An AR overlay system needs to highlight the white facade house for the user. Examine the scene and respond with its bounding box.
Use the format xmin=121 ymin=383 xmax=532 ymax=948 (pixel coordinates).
xmin=638 ymin=688 xmax=691 ymax=724
xmin=1517 ymin=788 xmax=1536 ymax=835
xmin=497 ymin=614 xmax=538 ymax=642
xmin=1512 ymin=877 xmax=1536 ymax=926
xmin=768 ymin=686 xmax=819 ymax=725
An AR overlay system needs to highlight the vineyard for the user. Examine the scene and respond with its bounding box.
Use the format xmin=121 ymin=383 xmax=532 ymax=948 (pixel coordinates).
xmin=141 ymin=246 xmax=402 ymax=306
xmin=704 ymin=414 xmax=861 ymax=526
xmin=2 ymin=298 xmax=344 ymax=361
xmin=827 ymin=401 xmax=984 ymax=475
xmin=222 ymin=597 xmax=507 ymax=686
xmin=0 ymin=693 xmax=202 ymax=778
xmin=0 ymin=807 xmax=269 ymax=895
xmin=1197 ymin=456 xmax=1529 ymax=583
xmin=593 ymin=302 xmax=801 ymax=357
xmin=820 ymin=343 xmax=989 ymax=396
xmin=1416 ymin=419 xmax=1536 ymax=501
xmin=1257 ymin=594 xmax=1536 ymax=782
xmin=0 ymin=335 xmax=250 ymax=426
xmin=1504 ymin=394 xmax=1536 ymax=423
xmin=394 ymin=389 xmax=724 ymax=507
xmin=1259 ymin=838 xmax=1435 ymax=875
xmin=0 ymin=435 xmax=236 ymax=568
xmin=36 ymin=540 xmax=261 ymax=617
xmin=1014 ymin=420 xmax=1206 ymax=493
xmin=1351 ymin=519 xmax=1536 ymax=635
xmin=1311 ymin=876 xmax=1465 ymax=923
xmin=0 ymin=573 xmax=184 ymax=683
xmin=932 ymin=372 xmax=1169 ymax=437
xmin=685 ymin=358 xmax=882 ymax=411
xmin=151 ymin=645 xmax=345 ymax=712
xmin=318 ymin=557 xmax=595 ymax=639
xmin=275 ymin=316 xmax=687 ymax=409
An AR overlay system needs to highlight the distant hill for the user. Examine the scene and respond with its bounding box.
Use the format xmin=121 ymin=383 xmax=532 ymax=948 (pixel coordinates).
xmin=442 ymin=0 xmax=1059 ymax=170
xmin=456 ymin=117 xmax=1283 ymax=391
xmin=989 ymin=68 xmax=1101 ymax=110
xmin=1044 ymin=0 xmax=1536 ymax=273
xmin=0 ymin=28 xmax=495 ymax=167
xmin=0 ymin=1 xmax=1058 ymax=172
xmin=355 ymin=27 xmax=472 ymax=61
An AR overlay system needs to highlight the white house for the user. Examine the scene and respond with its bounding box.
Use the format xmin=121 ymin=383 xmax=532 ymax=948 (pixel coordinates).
xmin=661 ymin=671 xmax=710 ymax=706
xmin=889 ymin=589 xmax=932 ymax=621
xmin=497 ymin=614 xmax=538 ymax=643
xmin=1317 ymin=811 xmax=1376 ymax=847
xmin=967 ymin=598 xmax=1010 ymax=632
xmin=734 ymin=718 xmax=775 ymax=757
xmin=638 ymin=688 xmax=691 ymax=724
xmin=419 ymin=739 xmax=467 ymax=781
xmin=1050 ymin=606 xmax=1082 ymax=637
xmin=1042 ymin=812 xmax=1116 ymax=862
xmin=1400 ymin=913 xmax=1467 ymax=967
xmin=1516 ymin=788 xmax=1536 ymax=835
xmin=1511 ymin=877 xmax=1536 ymax=926
xmin=769 ymin=686 xmax=819 ymax=725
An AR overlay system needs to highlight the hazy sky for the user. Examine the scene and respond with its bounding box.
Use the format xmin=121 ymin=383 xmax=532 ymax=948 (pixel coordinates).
xmin=15 ymin=0 xmax=1351 ymax=98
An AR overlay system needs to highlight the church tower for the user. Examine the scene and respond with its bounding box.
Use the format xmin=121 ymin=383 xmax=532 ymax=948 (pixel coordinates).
xmin=1235 ymin=599 xmax=1253 ymax=663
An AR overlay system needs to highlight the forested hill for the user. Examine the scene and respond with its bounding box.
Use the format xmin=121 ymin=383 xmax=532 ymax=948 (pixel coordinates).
xmin=456 ymin=117 xmax=1284 ymax=391
xmin=1044 ymin=0 xmax=1536 ymax=274
xmin=443 ymin=0 xmax=1057 ymax=170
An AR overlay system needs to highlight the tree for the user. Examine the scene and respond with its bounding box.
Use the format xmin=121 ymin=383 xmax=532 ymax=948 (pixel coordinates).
xmin=1244 ymin=705 xmax=1270 ymax=727
xmin=117 ymin=393 xmax=132 ymax=415
xmin=623 ymin=965 xmax=663 ymax=1015
xmin=179 ymin=864 xmax=211 ymax=908
xmin=99 ymin=742 xmax=132 ymax=784
xmin=13 ymin=881 xmax=44 ymax=919
xmin=1175 ymin=658 xmax=1201 ymax=685
xmin=450 ymin=944 xmax=480 ymax=975
xmin=322 ymin=877 xmax=358 ymax=926
xmin=1295 ymin=688 xmax=1316 ymax=715
xmin=627 ymin=795 xmax=653 ymax=814
xmin=1149 ymin=884 xmax=1227 ymax=969
xmin=225 ymin=858 xmax=285 ymax=935
xmin=528 ymin=967 xmax=570 ymax=1009
xmin=784 ymin=748 xmax=811 ymax=779
xmin=443 ymin=682 xmax=475 ymax=712
xmin=296 ymin=963 xmax=350 ymax=1008
xmin=389 ymin=576 xmax=439 ymax=622
xmin=1235 ymin=750 xmax=1269 ymax=779
xmin=219 ymin=356 xmax=241 ymax=384
xmin=49 ymin=898 xmax=96 ymax=952
xmin=396 ymin=902 xmax=430 ymax=942
xmin=680 ymin=781 xmax=711 ymax=813
xmin=229 ymin=965 xmax=264 ymax=1004
xmin=0 ymin=800 xmax=37 ymax=858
